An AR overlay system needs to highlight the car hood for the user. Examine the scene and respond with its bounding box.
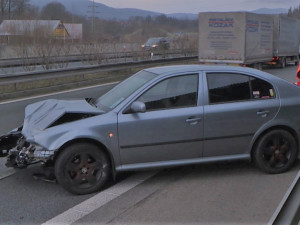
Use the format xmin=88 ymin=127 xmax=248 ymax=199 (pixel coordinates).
xmin=22 ymin=99 xmax=103 ymax=138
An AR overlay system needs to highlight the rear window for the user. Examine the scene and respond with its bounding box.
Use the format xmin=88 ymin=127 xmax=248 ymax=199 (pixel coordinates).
xmin=207 ymin=73 xmax=275 ymax=104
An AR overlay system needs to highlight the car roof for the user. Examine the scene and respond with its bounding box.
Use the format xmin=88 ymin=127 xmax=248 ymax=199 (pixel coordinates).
xmin=143 ymin=64 xmax=273 ymax=78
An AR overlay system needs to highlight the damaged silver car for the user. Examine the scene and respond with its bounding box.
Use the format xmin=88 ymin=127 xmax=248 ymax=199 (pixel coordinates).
xmin=1 ymin=65 xmax=300 ymax=195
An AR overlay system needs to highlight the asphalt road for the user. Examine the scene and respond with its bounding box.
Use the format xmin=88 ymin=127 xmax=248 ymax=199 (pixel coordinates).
xmin=0 ymin=65 xmax=299 ymax=225
xmin=74 ymin=163 xmax=300 ymax=225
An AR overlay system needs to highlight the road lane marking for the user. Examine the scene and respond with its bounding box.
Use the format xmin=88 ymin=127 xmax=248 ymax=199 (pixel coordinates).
xmin=0 ymin=82 xmax=118 ymax=105
xmin=0 ymin=169 xmax=15 ymax=180
xmin=0 ymin=168 xmax=15 ymax=180
xmin=41 ymin=171 xmax=157 ymax=225
xmin=0 ymin=158 xmax=16 ymax=180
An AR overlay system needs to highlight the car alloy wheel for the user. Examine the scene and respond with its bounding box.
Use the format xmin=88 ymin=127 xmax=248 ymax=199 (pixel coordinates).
xmin=254 ymin=129 xmax=298 ymax=174
xmin=55 ymin=142 xmax=110 ymax=195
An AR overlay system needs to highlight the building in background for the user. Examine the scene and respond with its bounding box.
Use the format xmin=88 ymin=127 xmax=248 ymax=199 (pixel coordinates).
xmin=64 ymin=23 xmax=83 ymax=40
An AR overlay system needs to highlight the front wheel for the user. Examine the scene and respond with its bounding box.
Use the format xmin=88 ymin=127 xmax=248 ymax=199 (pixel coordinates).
xmin=254 ymin=129 xmax=298 ymax=174
xmin=55 ymin=143 xmax=111 ymax=195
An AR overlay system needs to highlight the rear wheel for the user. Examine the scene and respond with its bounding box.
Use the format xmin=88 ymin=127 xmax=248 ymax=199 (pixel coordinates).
xmin=55 ymin=142 xmax=111 ymax=195
xmin=254 ymin=129 xmax=298 ymax=174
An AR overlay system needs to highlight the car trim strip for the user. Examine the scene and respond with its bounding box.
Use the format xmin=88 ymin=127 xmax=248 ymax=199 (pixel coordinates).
xmin=120 ymin=133 xmax=254 ymax=149
xmin=116 ymin=154 xmax=251 ymax=171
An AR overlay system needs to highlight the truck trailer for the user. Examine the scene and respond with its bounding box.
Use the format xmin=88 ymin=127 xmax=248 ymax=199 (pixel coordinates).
xmin=198 ymin=12 xmax=300 ymax=68
xmin=270 ymin=15 xmax=300 ymax=68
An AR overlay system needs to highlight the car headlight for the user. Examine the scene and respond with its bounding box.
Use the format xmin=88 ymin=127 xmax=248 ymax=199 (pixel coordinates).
xmin=152 ymin=45 xmax=157 ymax=48
xmin=33 ymin=144 xmax=53 ymax=159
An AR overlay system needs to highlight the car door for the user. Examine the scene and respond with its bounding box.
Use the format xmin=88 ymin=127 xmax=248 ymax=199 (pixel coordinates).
xmin=203 ymin=72 xmax=280 ymax=157
xmin=117 ymin=73 xmax=204 ymax=166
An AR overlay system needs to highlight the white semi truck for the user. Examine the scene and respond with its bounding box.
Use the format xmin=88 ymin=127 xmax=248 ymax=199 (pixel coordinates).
xmin=198 ymin=12 xmax=300 ymax=68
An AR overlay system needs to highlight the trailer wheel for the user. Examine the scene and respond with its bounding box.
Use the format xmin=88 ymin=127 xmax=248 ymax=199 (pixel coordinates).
xmin=280 ymin=58 xmax=286 ymax=68
xmin=253 ymin=63 xmax=262 ymax=70
xmin=257 ymin=63 xmax=262 ymax=70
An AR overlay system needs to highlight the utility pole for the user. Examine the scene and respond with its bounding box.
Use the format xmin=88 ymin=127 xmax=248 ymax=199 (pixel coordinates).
xmin=8 ymin=0 xmax=10 ymax=19
xmin=87 ymin=0 xmax=99 ymax=39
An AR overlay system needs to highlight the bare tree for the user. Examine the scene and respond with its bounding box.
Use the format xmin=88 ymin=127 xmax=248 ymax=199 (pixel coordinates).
xmin=53 ymin=41 xmax=71 ymax=69
xmin=0 ymin=0 xmax=9 ymax=20
xmin=0 ymin=0 xmax=38 ymax=20
xmin=287 ymin=4 xmax=300 ymax=19
xmin=40 ymin=2 xmax=71 ymax=21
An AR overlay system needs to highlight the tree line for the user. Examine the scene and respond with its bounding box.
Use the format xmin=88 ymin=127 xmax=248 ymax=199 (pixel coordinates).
xmin=288 ymin=4 xmax=300 ymax=19
xmin=0 ymin=0 xmax=37 ymax=20
xmin=0 ymin=1 xmax=197 ymax=42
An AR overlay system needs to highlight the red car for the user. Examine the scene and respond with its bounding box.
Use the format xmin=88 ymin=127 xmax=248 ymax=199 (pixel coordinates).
xmin=296 ymin=64 xmax=300 ymax=86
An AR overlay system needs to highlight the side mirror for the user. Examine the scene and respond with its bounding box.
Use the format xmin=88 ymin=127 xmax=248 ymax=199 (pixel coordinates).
xmin=130 ymin=101 xmax=146 ymax=113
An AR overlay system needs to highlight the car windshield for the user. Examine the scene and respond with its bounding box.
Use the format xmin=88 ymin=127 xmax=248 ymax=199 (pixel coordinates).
xmin=95 ymin=70 xmax=158 ymax=111
xmin=145 ymin=38 xmax=161 ymax=45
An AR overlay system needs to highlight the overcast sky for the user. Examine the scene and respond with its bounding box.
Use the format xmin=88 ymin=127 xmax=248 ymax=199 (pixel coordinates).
xmin=95 ymin=0 xmax=300 ymax=14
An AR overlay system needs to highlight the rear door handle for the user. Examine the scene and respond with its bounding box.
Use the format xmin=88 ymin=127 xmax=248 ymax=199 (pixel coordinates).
xmin=257 ymin=110 xmax=270 ymax=117
xmin=186 ymin=118 xmax=202 ymax=125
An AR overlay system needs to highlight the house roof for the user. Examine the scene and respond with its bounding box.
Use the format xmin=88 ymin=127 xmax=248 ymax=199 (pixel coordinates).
xmin=64 ymin=24 xmax=83 ymax=39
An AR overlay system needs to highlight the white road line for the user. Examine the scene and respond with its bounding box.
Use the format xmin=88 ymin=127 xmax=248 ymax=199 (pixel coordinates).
xmin=0 ymin=82 xmax=118 ymax=105
xmin=0 ymin=169 xmax=15 ymax=180
xmin=41 ymin=171 xmax=157 ymax=225
xmin=0 ymin=158 xmax=16 ymax=180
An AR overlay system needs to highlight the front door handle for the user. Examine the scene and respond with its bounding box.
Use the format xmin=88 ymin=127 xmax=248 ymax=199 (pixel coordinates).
xmin=257 ymin=110 xmax=270 ymax=118
xmin=186 ymin=117 xmax=202 ymax=125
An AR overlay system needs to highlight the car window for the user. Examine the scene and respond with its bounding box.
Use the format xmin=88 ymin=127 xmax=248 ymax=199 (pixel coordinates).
xmin=207 ymin=73 xmax=275 ymax=104
xmin=250 ymin=77 xmax=275 ymax=99
xmin=207 ymin=73 xmax=250 ymax=103
xmin=137 ymin=74 xmax=198 ymax=111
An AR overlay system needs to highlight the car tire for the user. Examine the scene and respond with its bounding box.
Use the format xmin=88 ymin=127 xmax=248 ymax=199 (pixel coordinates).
xmin=280 ymin=58 xmax=286 ymax=68
xmin=254 ymin=129 xmax=298 ymax=174
xmin=55 ymin=142 xmax=111 ymax=195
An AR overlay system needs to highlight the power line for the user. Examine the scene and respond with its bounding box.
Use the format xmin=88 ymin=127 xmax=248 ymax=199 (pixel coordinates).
xmin=87 ymin=0 xmax=100 ymax=37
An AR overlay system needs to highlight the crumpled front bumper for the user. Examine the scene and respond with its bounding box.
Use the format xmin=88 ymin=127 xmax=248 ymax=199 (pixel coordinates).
xmin=0 ymin=128 xmax=54 ymax=168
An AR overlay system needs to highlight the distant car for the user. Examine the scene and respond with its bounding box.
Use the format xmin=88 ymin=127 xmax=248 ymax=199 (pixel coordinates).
xmin=141 ymin=37 xmax=170 ymax=50
xmin=1 ymin=65 xmax=300 ymax=195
